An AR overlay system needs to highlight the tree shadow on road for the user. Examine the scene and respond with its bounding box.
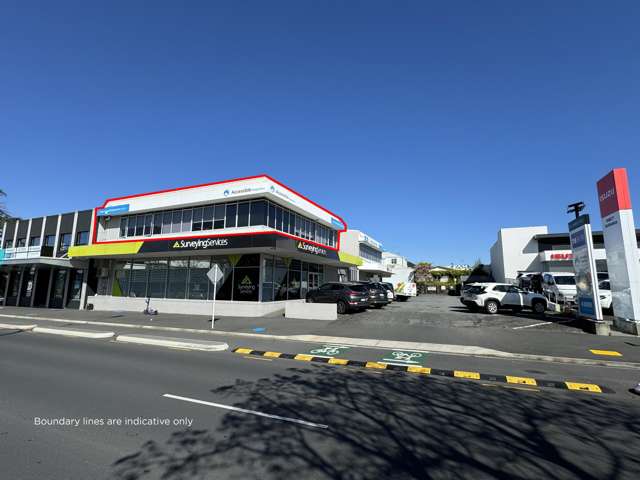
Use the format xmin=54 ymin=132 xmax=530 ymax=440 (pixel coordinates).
xmin=111 ymin=366 xmax=640 ymax=480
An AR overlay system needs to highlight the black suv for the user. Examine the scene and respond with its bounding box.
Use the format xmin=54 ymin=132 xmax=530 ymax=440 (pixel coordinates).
xmin=359 ymin=282 xmax=391 ymax=308
xmin=306 ymin=282 xmax=371 ymax=314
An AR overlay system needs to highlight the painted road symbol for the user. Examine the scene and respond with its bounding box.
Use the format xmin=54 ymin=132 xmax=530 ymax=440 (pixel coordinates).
xmin=381 ymin=351 xmax=424 ymax=365
xmin=309 ymin=344 xmax=351 ymax=357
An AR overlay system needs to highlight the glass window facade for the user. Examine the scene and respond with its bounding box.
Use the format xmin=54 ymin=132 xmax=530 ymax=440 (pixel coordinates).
xmin=114 ymin=198 xmax=338 ymax=247
xmin=106 ymin=254 xmax=324 ymax=302
xmin=359 ymin=244 xmax=382 ymax=263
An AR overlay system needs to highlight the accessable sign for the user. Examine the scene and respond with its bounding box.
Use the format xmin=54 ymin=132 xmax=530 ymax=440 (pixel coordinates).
xmin=97 ymin=204 xmax=129 ymax=216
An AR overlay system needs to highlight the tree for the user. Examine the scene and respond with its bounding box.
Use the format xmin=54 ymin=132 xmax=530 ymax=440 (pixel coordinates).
xmin=0 ymin=189 xmax=8 ymax=220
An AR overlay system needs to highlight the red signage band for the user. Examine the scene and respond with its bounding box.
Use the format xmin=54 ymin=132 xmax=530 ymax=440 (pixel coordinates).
xmin=597 ymin=168 xmax=633 ymax=218
xmin=550 ymin=253 xmax=573 ymax=261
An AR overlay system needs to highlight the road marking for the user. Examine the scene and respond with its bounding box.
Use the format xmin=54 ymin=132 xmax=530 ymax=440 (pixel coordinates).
xmin=565 ymin=382 xmax=602 ymax=393
xmin=328 ymin=358 xmax=349 ymax=365
xmin=243 ymin=356 xmax=272 ymax=362
xmin=590 ymin=349 xmax=622 ymax=357
xmin=263 ymin=351 xmax=282 ymax=358
xmin=454 ymin=371 xmax=480 ymax=380
xmin=407 ymin=366 xmax=431 ymax=374
xmin=309 ymin=344 xmax=351 ymax=356
xmin=365 ymin=361 xmax=387 ymax=369
xmin=506 ymin=376 xmax=537 ymax=386
xmin=235 ymin=348 xmax=253 ymax=355
xmin=512 ymin=322 xmax=553 ymax=330
xmin=294 ymin=354 xmax=314 ymax=361
xmin=381 ymin=351 xmax=424 ymax=364
xmin=163 ymin=394 xmax=328 ymax=429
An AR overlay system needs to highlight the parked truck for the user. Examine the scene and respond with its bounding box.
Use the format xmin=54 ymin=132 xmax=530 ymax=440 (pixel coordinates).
xmin=385 ymin=267 xmax=417 ymax=302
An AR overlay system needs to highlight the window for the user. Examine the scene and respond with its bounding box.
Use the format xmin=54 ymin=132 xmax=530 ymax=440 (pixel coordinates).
xmin=224 ymin=203 xmax=236 ymax=228
xmin=210 ymin=257 xmax=233 ymax=300
xmin=250 ymin=200 xmax=267 ymax=227
xmin=268 ymin=204 xmax=276 ymax=228
xmin=171 ymin=210 xmax=182 ymax=233
xmin=58 ymin=233 xmax=71 ymax=255
xmin=309 ymin=222 xmax=316 ymax=242
xmin=120 ymin=217 xmax=128 ymax=238
xmin=147 ymin=259 xmax=168 ymax=298
xmin=112 ymin=261 xmax=131 ymax=296
xmin=188 ymin=258 xmax=210 ymax=299
xmin=153 ymin=213 xmax=162 ymax=235
xmin=129 ymin=261 xmax=148 ymax=297
xmin=182 ymin=209 xmax=192 ymax=232
xmin=4 ymin=239 xmax=13 ymax=249
xmin=283 ymin=210 xmax=290 ymax=234
xmin=135 ymin=215 xmax=144 ymax=236
xmin=75 ymin=231 xmax=89 ymax=246
xmin=162 ymin=211 xmax=172 ymax=234
xmin=16 ymin=238 xmax=26 ymax=247
xmin=214 ymin=205 xmax=225 ymax=229
xmin=166 ymin=259 xmax=189 ymax=299
xmin=237 ymin=202 xmax=249 ymax=227
xmin=276 ymin=206 xmax=283 ymax=231
xmin=492 ymin=285 xmax=509 ymax=292
xmin=203 ymin=206 xmax=214 ymax=230
xmin=29 ymin=236 xmax=41 ymax=247
xmin=143 ymin=214 xmax=153 ymax=236
xmin=233 ymin=266 xmax=260 ymax=301
xmin=44 ymin=235 xmax=55 ymax=247
xmin=192 ymin=208 xmax=203 ymax=231
xmin=127 ymin=216 xmax=136 ymax=236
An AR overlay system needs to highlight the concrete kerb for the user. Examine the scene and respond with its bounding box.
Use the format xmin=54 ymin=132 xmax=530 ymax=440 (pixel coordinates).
xmin=0 ymin=323 xmax=37 ymax=331
xmin=1 ymin=313 xmax=640 ymax=369
xmin=116 ymin=334 xmax=228 ymax=351
xmin=32 ymin=327 xmax=115 ymax=339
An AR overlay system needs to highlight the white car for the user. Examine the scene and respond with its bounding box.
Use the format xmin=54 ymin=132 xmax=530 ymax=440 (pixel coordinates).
xmin=542 ymin=272 xmax=577 ymax=305
xmin=460 ymin=282 xmax=547 ymax=315
xmin=598 ymin=280 xmax=613 ymax=311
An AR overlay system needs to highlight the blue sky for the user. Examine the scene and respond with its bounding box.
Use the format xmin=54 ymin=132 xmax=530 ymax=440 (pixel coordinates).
xmin=1 ymin=1 xmax=639 ymax=265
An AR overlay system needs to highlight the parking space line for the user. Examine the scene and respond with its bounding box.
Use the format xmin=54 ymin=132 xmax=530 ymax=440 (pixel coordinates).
xmin=163 ymin=393 xmax=329 ymax=429
xmin=231 ymin=347 xmax=612 ymax=394
xmin=512 ymin=322 xmax=553 ymax=330
xmin=590 ymin=349 xmax=622 ymax=357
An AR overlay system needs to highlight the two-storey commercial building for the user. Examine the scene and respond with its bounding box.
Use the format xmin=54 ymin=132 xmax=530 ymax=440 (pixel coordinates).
xmin=340 ymin=230 xmax=391 ymax=282
xmin=0 ymin=175 xmax=362 ymax=316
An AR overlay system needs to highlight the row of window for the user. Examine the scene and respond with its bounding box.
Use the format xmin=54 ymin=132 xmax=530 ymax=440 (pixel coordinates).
xmin=359 ymin=244 xmax=383 ymax=263
xmin=115 ymin=199 xmax=338 ymax=247
xmin=3 ymin=231 xmax=89 ymax=254
xmin=104 ymin=254 xmax=324 ymax=302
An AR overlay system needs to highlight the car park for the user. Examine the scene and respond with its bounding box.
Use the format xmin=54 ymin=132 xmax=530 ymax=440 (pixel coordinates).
xmin=460 ymin=282 xmax=547 ymax=315
xmin=305 ymin=282 xmax=371 ymax=314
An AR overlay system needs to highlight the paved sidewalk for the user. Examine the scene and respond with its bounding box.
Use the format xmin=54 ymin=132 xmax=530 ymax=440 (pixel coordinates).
xmin=1 ymin=305 xmax=640 ymax=364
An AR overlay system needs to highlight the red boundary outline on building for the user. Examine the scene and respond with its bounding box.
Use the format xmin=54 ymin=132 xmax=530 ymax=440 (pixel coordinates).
xmin=91 ymin=174 xmax=347 ymax=252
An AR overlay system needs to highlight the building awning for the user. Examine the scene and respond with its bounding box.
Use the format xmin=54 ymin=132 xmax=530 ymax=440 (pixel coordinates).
xmin=358 ymin=265 xmax=392 ymax=277
xmin=0 ymin=257 xmax=86 ymax=268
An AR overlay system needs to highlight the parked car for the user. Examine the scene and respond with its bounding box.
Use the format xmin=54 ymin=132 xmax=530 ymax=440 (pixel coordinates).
xmin=305 ymin=282 xmax=371 ymax=314
xmin=380 ymin=282 xmax=396 ymax=301
xmin=542 ymin=272 xmax=576 ymax=305
xmin=460 ymin=282 xmax=547 ymax=315
xmin=516 ymin=272 xmax=538 ymax=290
xmin=598 ymin=279 xmax=613 ymax=312
xmin=355 ymin=282 xmax=391 ymax=308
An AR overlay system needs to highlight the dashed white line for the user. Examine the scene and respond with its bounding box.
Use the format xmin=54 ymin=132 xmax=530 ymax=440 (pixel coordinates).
xmin=163 ymin=393 xmax=329 ymax=429
xmin=512 ymin=321 xmax=553 ymax=330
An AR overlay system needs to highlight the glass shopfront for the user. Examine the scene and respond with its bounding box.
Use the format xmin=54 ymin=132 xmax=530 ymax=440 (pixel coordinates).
xmin=106 ymin=253 xmax=324 ymax=302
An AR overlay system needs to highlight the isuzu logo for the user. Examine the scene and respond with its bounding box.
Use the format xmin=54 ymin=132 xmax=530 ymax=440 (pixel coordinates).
xmin=599 ymin=188 xmax=615 ymax=202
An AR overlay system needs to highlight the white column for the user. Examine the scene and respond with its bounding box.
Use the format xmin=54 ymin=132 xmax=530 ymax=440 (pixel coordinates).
xmin=25 ymin=219 xmax=32 ymax=249
xmin=88 ymin=208 xmax=96 ymax=245
xmin=62 ymin=269 xmax=71 ymax=309
xmin=52 ymin=215 xmax=62 ymax=257
xmin=45 ymin=268 xmax=54 ymax=307
xmin=39 ymin=216 xmax=47 ymax=249
xmin=70 ymin=211 xmax=78 ymax=248
xmin=79 ymin=267 xmax=89 ymax=310
xmin=12 ymin=219 xmax=19 ymax=247
xmin=30 ymin=268 xmax=38 ymax=307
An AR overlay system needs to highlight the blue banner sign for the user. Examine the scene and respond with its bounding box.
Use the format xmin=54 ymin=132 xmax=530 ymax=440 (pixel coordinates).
xmin=97 ymin=204 xmax=130 ymax=216
xmin=331 ymin=218 xmax=343 ymax=228
xmin=0 ymin=248 xmax=4 ymax=264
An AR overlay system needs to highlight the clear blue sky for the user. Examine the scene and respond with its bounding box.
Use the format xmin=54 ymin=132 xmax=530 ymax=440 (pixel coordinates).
xmin=2 ymin=1 xmax=639 ymax=265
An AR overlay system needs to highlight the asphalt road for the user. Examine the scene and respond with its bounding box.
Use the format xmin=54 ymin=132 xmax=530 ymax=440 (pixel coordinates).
xmin=2 ymin=331 xmax=640 ymax=480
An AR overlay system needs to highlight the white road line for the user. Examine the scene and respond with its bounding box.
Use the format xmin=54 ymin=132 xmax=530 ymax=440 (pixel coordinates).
xmin=163 ymin=393 xmax=329 ymax=429
xmin=512 ymin=321 xmax=553 ymax=330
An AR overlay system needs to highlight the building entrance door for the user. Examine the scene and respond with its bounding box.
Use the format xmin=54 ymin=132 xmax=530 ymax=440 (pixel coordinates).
xmin=308 ymin=272 xmax=320 ymax=290
xmin=33 ymin=268 xmax=51 ymax=307
xmin=0 ymin=270 xmax=8 ymax=305
xmin=49 ymin=269 xmax=68 ymax=308
xmin=19 ymin=266 xmax=36 ymax=306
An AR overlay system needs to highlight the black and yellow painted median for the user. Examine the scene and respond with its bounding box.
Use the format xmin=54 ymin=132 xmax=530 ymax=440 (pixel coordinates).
xmin=232 ymin=347 xmax=612 ymax=394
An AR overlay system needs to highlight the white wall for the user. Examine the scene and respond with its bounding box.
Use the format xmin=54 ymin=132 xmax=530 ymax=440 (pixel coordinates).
xmin=490 ymin=226 xmax=548 ymax=282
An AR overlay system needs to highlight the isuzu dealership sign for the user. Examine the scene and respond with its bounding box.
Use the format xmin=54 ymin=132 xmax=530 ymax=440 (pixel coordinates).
xmin=568 ymin=214 xmax=602 ymax=320
xmin=597 ymin=168 xmax=640 ymax=332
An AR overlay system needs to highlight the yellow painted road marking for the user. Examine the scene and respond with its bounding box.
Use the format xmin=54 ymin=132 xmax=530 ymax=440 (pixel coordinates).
xmin=454 ymin=371 xmax=480 ymax=380
xmin=407 ymin=366 xmax=431 ymax=374
xmin=235 ymin=348 xmax=253 ymax=355
xmin=328 ymin=358 xmax=349 ymax=365
xmin=365 ymin=362 xmax=387 ymax=369
xmin=243 ymin=356 xmax=272 ymax=362
xmin=294 ymin=354 xmax=314 ymax=361
xmin=590 ymin=349 xmax=622 ymax=357
xmin=506 ymin=376 xmax=537 ymax=386
xmin=565 ymin=382 xmax=602 ymax=393
xmin=264 ymin=351 xmax=282 ymax=358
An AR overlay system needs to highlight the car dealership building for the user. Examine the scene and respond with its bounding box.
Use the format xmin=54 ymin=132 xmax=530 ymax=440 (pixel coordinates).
xmin=1 ymin=175 xmax=364 ymax=316
xmin=490 ymin=225 xmax=640 ymax=283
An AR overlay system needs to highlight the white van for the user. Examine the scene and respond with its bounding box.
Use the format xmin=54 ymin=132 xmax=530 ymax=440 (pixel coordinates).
xmin=542 ymin=272 xmax=577 ymax=305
